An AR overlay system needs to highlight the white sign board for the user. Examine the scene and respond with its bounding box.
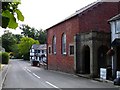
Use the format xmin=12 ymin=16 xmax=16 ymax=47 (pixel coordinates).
xmin=117 ymin=71 xmax=120 ymax=78
xmin=100 ymin=68 xmax=107 ymax=80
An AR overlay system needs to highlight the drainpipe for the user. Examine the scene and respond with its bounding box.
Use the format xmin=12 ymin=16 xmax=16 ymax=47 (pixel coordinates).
xmin=46 ymin=31 xmax=48 ymax=70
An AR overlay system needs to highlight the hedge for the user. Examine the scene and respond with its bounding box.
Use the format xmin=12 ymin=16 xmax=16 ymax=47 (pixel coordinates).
xmin=0 ymin=52 xmax=9 ymax=64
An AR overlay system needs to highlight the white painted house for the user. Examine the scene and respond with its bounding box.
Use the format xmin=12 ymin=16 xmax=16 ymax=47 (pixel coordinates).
xmin=109 ymin=14 xmax=120 ymax=78
xmin=30 ymin=44 xmax=47 ymax=66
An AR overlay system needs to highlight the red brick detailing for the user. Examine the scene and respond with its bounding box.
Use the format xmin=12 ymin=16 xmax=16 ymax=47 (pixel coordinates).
xmin=47 ymin=2 xmax=119 ymax=73
xmin=79 ymin=2 xmax=119 ymax=33
xmin=47 ymin=17 xmax=79 ymax=73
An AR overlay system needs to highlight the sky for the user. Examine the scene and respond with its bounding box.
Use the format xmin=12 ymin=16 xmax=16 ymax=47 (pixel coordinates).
xmin=0 ymin=0 xmax=97 ymax=36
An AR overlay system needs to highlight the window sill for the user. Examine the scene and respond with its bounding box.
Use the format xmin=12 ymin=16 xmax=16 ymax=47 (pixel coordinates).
xmin=53 ymin=52 xmax=56 ymax=55
xmin=62 ymin=53 xmax=67 ymax=56
xmin=69 ymin=54 xmax=74 ymax=56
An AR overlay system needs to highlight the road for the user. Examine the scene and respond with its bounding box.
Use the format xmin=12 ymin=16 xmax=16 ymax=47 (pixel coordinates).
xmin=2 ymin=59 xmax=120 ymax=89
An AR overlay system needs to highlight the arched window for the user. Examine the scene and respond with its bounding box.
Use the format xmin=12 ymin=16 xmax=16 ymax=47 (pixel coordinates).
xmin=62 ymin=33 xmax=66 ymax=54
xmin=52 ymin=36 xmax=56 ymax=54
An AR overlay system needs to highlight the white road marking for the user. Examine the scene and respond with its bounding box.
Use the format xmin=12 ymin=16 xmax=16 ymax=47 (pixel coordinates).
xmin=26 ymin=69 xmax=31 ymax=73
xmin=23 ymin=67 xmax=40 ymax=79
xmin=32 ymin=73 xmax=41 ymax=79
xmin=45 ymin=81 xmax=59 ymax=89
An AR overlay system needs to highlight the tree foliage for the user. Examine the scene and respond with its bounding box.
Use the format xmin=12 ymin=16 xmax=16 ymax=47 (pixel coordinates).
xmin=20 ymin=24 xmax=35 ymax=38
xmin=18 ymin=37 xmax=39 ymax=60
xmin=1 ymin=30 xmax=23 ymax=58
xmin=1 ymin=2 xmax=24 ymax=29
xmin=1 ymin=30 xmax=17 ymax=52
xmin=38 ymin=30 xmax=47 ymax=44
xmin=19 ymin=24 xmax=47 ymax=44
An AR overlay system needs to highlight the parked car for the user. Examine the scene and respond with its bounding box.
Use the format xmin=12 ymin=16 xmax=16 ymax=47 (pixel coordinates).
xmin=114 ymin=77 xmax=120 ymax=85
xmin=30 ymin=58 xmax=39 ymax=66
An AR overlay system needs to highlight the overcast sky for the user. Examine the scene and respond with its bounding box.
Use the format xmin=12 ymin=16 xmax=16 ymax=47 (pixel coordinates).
xmin=0 ymin=0 xmax=97 ymax=35
xmin=18 ymin=0 xmax=98 ymax=29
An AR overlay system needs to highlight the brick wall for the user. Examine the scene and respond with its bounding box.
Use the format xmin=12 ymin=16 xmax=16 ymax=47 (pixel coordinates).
xmin=79 ymin=2 xmax=119 ymax=33
xmin=47 ymin=17 xmax=79 ymax=73
xmin=47 ymin=2 xmax=119 ymax=73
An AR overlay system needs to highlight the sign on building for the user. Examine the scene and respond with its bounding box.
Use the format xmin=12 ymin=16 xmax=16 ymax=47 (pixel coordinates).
xmin=100 ymin=68 xmax=107 ymax=80
xmin=117 ymin=71 xmax=120 ymax=78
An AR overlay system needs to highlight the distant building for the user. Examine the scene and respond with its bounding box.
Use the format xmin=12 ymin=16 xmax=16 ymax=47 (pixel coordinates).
xmin=109 ymin=14 xmax=120 ymax=79
xmin=30 ymin=44 xmax=47 ymax=66
xmin=47 ymin=1 xmax=120 ymax=78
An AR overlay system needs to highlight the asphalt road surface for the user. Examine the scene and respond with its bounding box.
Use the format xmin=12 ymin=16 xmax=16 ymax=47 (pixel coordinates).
xmin=2 ymin=59 xmax=120 ymax=90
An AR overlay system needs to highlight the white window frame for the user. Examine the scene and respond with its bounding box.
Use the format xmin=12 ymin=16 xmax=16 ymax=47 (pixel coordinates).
xmin=52 ymin=36 xmax=56 ymax=54
xmin=62 ymin=33 xmax=66 ymax=55
xmin=115 ymin=20 xmax=120 ymax=33
xmin=32 ymin=49 xmax=34 ymax=52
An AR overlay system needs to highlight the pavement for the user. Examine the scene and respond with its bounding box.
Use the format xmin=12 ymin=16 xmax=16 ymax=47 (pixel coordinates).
xmin=77 ymin=74 xmax=114 ymax=83
xmin=0 ymin=64 xmax=9 ymax=90
xmin=77 ymin=74 xmax=120 ymax=88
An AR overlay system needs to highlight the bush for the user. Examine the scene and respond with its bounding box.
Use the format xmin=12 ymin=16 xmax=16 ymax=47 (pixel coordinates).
xmin=23 ymin=52 xmax=30 ymax=61
xmin=0 ymin=52 xmax=9 ymax=64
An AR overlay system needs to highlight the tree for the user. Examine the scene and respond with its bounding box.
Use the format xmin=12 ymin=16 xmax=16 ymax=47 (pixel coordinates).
xmin=2 ymin=30 xmax=17 ymax=52
xmin=38 ymin=30 xmax=47 ymax=44
xmin=1 ymin=2 xmax=24 ymax=29
xmin=20 ymin=24 xmax=47 ymax=44
xmin=14 ymin=34 xmax=23 ymax=44
xmin=18 ymin=37 xmax=39 ymax=60
xmin=20 ymin=24 xmax=35 ymax=38
xmin=10 ymin=44 xmax=21 ymax=58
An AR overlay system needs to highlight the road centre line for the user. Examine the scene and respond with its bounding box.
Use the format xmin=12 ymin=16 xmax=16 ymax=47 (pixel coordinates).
xmin=45 ymin=81 xmax=59 ymax=89
xmin=32 ymin=73 xmax=41 ymax=79
xmin=24 ymin=67 xmax=31 ymax=72
xmin=23 ymin=67 xmax=41 ymax=79
xmin=23 ymin=67 xmax=61 ymax=89
xmin=26 ymin=69 xmax=31 ymax=73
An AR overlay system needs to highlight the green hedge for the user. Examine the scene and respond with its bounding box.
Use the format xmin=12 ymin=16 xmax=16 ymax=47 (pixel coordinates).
xmin=0 ymin=52 xmax=9 ymax=64
xmin=23 ymin=52 xmax=30 ymax=61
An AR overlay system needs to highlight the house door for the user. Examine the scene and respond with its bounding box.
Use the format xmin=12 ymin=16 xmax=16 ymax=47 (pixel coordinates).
xmin=82 ymin=45 xmax=90 ymax=74
xmin=98 ymin=45 xmax=109 ymax=77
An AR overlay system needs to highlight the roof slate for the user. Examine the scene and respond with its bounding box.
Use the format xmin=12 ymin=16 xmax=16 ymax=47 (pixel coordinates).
xmin=31 ymin=44 xmax=46 ymax=50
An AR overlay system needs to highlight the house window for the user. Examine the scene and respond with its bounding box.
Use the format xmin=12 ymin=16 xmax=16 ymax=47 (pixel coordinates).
xmin=62 ymin=33 xmax=66 ymax=55
xmin=116 ymin=20 xmax=120 ymax=33
xmin=35 ymin=50 xmax=37 ymax=53
xmin=69 ymin=45 xmax=74 ymax=55
xmin=42 ymin=50 xmax=44 ymax=53
xmin=48 ymin=46 xmax=52 ymax=54
xmin=52 ymin=36 xmax=56 ymax=54
xmin=38 ymin=50 xmax=40 ymax=53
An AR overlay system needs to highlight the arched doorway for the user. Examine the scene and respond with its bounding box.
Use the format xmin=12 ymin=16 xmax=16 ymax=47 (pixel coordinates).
xmin=82 ymin=45 xmax=90 ymax=74
xmin=97 ymin=45 xmax=109 ymax=77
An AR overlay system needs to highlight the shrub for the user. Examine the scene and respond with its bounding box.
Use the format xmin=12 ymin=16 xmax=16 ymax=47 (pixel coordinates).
xmin=23 ymin=52 xmax=30 ymax=61
xmin=0 ymin=52 xmax=9 ymax=64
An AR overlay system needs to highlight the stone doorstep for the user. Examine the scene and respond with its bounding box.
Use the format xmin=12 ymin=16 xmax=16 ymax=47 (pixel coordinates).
xmin=76 ymin=74 xmax=92 ymax=79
